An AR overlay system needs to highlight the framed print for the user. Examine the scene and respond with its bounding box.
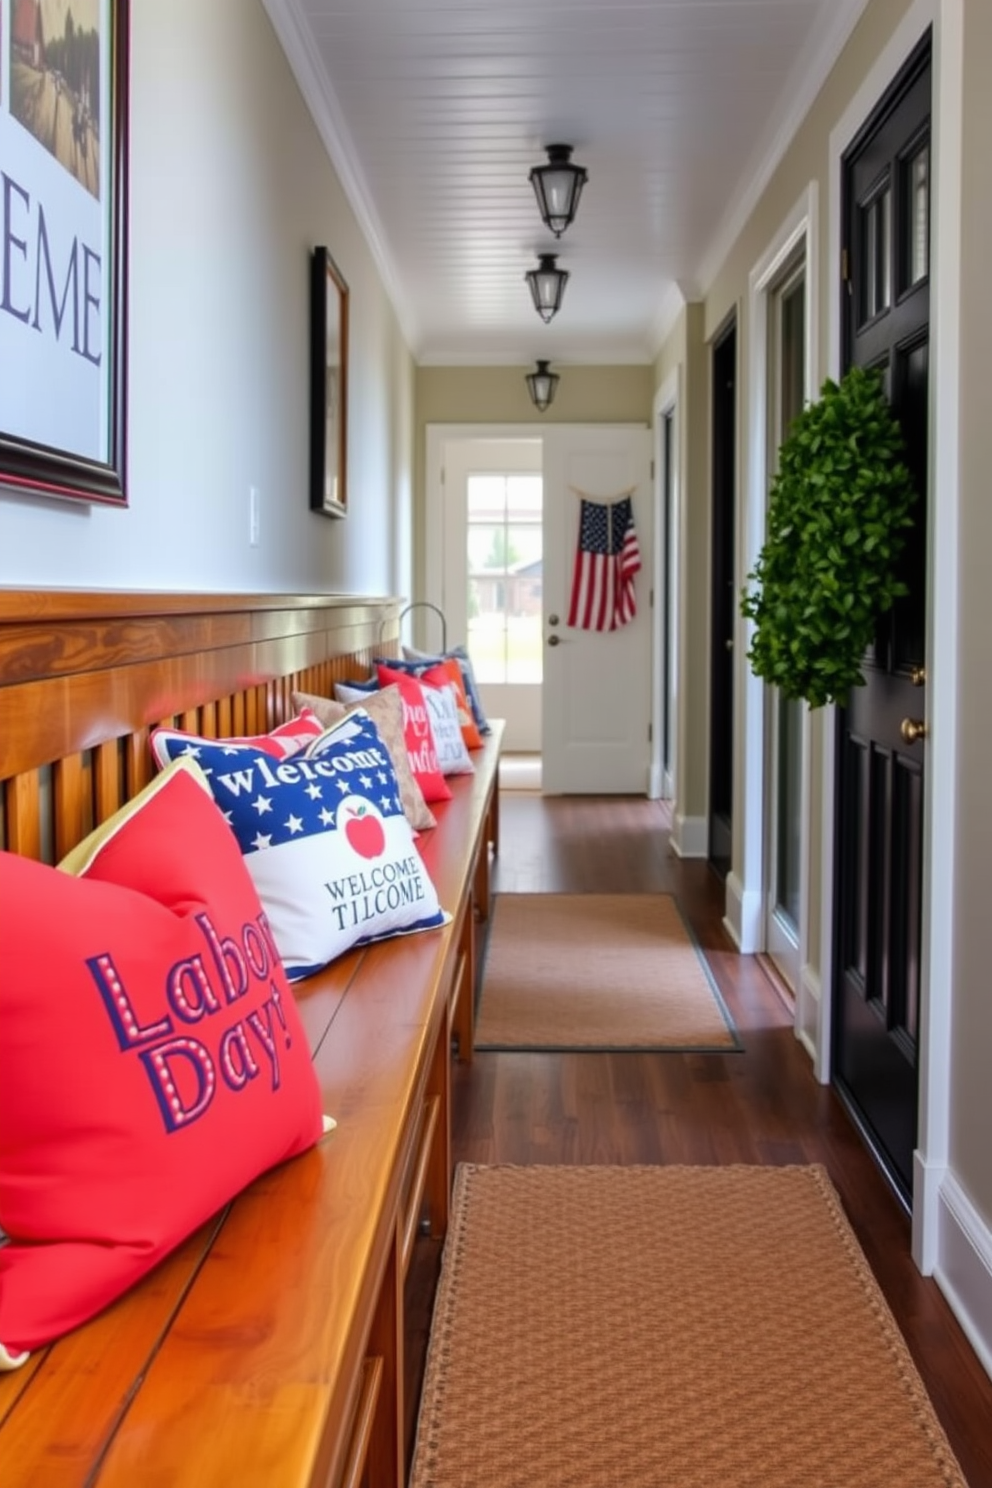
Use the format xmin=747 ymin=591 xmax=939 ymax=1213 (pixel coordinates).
xmin=0 ymin=0 xmax=130 ymax=506
xmin=309 ymin=245 xmax=348 ymax=518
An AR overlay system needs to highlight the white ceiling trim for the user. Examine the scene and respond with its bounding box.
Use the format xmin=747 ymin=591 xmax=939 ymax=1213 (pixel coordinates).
xmin=260 ymin=0 xmax=420 ymax=353
xmin=697 ymin=0 xmax=873 ymax=301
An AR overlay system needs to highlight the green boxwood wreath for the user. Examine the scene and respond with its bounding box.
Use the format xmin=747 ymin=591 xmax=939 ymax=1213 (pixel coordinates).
xmin=740 ymin=364 xmax=917 ymax=709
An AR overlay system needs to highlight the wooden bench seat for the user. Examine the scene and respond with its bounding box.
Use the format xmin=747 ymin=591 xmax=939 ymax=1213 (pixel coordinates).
xmin=0 ymin=590 xmax=501 ymax=1488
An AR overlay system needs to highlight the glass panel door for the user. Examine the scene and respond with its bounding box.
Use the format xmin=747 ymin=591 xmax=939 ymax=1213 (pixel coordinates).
xmin=466 ymin=473 xmax=543 ymax=685
xmin=440 ymin=437 xmax=544 ymax=753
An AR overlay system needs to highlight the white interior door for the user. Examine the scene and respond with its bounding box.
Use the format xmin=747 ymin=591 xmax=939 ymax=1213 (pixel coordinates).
xmin=541 ymin=426 xmax=653 ymax=794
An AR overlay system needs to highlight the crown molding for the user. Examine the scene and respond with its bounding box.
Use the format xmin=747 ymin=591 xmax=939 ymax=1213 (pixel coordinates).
xmin=698 ymin=0 xmax=872 ymax=297
xmin=261 ymin=0 xmax=420 ymax=352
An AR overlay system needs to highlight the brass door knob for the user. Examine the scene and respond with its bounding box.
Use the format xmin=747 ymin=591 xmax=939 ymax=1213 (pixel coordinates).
xmin=900 ymin=717 xmax=928 ymax=745
xmin=548 ymin=634 xmax=560 ymax=647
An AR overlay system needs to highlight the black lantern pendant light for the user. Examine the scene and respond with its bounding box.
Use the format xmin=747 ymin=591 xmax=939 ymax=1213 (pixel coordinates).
xmin=529 ymin=144 xmax=588 ymax=238
xmin=525 ymin=360 xmax=559 ymax=412
xmin=525 ymin=253 xmax=569 ymax=323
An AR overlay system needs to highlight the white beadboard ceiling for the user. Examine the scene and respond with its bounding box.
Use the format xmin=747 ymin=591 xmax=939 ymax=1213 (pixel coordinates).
xmin=263 ymin=0 xmax=869 ymax=365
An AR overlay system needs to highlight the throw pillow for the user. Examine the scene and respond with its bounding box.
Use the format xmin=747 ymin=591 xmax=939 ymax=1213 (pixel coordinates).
xmin=339 ymin=673 xmax=450 ymax=804
xmin=401 ymin=644 xmax=492 ymax=735
xmin=420 ymin=660 xmax=483 ymax=750
xmin=149 ymin=708 xmax=326 ymax=771
xmin=379 ymin=664 xmax=473 ymax=776
xmin=155 ymin=712 xmax=449 ymax=982
xmin=0 ymin=761 xmax=326 ymax=1363
xmin=291 ymin=685 xmax=436 ymax=833
xmin=334 ymin=679 xmax=379 ymax=704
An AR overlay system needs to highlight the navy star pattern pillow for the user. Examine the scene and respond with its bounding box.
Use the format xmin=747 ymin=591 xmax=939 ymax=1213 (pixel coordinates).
xmin=153 ymin=711 xmax=448 ymax=981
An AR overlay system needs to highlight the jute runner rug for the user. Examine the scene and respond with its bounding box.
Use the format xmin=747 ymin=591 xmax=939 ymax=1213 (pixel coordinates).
xmin=411 ymin=1165 xmax=967 ymax=1488
xmin=474 ymin=892 xmax=739 ymax=1051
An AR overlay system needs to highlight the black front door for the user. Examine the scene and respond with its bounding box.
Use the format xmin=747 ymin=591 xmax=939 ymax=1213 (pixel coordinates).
xmin=833 ymin=33 xmax=932 ymax=1206
xmin=709 ymin=321 xmax=736 ymax=878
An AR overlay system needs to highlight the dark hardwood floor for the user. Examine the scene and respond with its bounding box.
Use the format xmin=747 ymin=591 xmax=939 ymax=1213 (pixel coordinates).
xmin=408 ymin=790 xmax=992 ymax=1486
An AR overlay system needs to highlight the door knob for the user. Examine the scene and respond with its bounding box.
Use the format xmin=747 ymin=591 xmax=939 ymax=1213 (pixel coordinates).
xmin=725 ymin=637 xmax=734 ymax=651
xmin=900 ymin=717 xmax=928 ymax=745
xmin=548 ymin=634 xmax=560 ymax=647
xmin=548 ymin=613 xmax=560 ymax=627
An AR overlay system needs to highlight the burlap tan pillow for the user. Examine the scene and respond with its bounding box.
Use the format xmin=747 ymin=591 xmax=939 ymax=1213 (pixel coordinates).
xmin=292 ymin=685 xmax=437 ymax=832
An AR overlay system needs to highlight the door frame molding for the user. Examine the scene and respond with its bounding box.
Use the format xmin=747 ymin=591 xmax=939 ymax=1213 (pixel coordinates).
xmin=733 ymin=186 xmax=819 ymax=978
xmin=823 ymin=0 xmax=963 ymax=1274
xmin=652 ymin=370 xmax=681 ymax=801
xmin=424 ymin=422 xmax=662 ymax=789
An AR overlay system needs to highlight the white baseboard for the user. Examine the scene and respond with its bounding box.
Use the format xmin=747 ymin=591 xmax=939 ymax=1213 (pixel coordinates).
xmin=796 ymin=962 xmax=824 ymax=1077
xmin=913 ymin=1149 xmax=945 ymax=1275
xmin=724 ymin=872 xmax=762 ymax=953
xmin=935 ymin=1173 xmax=992 ymax=1384
xmin=671 ymin=813 xmax=708 ymax=859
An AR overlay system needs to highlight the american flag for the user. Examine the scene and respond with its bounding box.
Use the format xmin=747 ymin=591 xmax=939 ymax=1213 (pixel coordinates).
xmin=567 ymin=494 xmax=642 ymax=631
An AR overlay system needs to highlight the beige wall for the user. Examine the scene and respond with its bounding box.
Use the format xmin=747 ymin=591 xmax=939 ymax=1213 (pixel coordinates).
xmin=413 ymin=364 xmax=653 ymax=604
xmin=951 ymin=0 xmax=992 ymax=1218
xmin=658 ymin=0 xmax=918 ymax=886
xmin=657 ymin=0 xmax=992 ymax=1240
xmin=701 ymin=0 xmax=916 ymax=949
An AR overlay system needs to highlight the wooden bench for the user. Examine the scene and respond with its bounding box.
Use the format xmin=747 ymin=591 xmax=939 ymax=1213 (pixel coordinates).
xmin=0 ymin=590 xmax=501 ymax=1488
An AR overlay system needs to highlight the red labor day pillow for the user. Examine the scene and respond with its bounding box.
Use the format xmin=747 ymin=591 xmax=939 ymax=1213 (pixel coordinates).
xmin=0 ymin=760 xmax=327 ymax=1365
xmin=374 ymin=665 xmax=451 ymax=803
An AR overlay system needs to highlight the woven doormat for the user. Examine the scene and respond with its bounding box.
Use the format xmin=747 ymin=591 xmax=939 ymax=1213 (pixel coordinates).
xmin=411 ymin=1164 xmax=967 ymax=1488
xmin=474 ymin=892 xmax=739 ymax=1051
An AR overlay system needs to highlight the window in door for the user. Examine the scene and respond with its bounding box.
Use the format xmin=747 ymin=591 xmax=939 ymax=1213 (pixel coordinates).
xmin=466 ymin=473 xmax=543 ymax=685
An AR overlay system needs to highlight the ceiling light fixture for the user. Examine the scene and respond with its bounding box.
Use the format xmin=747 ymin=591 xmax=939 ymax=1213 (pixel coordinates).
xmin=525 ymin=253 xmax=569 ymax=323
xmin=529 ymin=143 xmax=588 ymax=238
xmin=525 ymin=360 xmax=560 ymax=413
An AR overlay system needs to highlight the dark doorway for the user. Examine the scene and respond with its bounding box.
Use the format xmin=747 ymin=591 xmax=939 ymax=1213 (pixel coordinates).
xmin=833 ymin=33 xmax=931 ymax=1207
xmin=709 ymin=321 xmax=737 ymax=878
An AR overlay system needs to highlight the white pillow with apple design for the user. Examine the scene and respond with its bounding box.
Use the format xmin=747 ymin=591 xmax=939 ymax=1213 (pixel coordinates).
xmin=151 ymin=710 xmax=448 ymax=981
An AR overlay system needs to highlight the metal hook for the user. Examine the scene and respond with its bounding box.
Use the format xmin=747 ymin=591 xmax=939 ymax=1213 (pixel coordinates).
xmin=378 ymin=600 xmax=448 ymax=652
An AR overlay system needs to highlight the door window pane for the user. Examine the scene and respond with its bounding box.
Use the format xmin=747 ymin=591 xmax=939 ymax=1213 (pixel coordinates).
xmin=466 ymin=473 xmax=542 ymax=684
xmin=860 ymin=183 xmax=892 ymax=323
xmin=775 ymin=691 xmax=803 ymax=931
xmin=907 ymin=144 xmax=929 ymax=287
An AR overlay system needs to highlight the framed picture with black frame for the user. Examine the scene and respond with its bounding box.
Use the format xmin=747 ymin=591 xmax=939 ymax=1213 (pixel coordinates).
xmin=0 ymin=0 xmax=131 ymax=506
xmin=309 ymin=245 xmax=349 ymax=518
